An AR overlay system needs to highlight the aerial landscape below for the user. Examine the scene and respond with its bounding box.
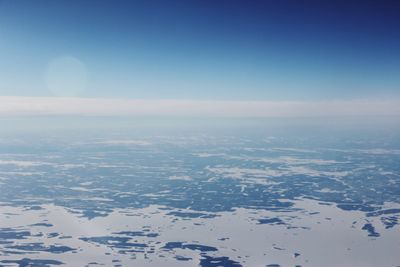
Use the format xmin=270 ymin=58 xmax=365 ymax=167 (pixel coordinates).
xmin=0 ymin=119 xmax=399 ymax=266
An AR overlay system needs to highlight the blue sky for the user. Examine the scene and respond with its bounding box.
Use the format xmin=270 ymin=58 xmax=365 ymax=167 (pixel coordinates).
xmin=0 ymin=0 xmax=399 ymax=101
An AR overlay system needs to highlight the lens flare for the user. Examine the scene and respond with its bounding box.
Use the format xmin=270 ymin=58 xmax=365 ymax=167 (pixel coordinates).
xmin=45 ymin=56 xmax=88 ymax=97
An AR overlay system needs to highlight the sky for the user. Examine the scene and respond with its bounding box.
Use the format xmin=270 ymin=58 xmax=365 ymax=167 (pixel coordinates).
xmin=0 ymin=0 xmax=399 ymax=116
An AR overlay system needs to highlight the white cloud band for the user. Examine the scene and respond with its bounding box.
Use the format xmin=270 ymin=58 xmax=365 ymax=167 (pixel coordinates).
xmin=1 ymin=96 xmax=399 ymax=117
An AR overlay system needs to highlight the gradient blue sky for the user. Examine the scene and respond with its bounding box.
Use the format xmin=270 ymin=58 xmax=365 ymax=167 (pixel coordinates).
xmin=0 ymin=0 xmax=399 ymax=101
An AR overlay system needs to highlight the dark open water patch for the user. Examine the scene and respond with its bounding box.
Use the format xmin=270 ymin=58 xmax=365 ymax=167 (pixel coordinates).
xmin=200 ymin=255 xmax=242 ymax=267
xmin=166 ymin=211 xmax=218 ymax=219
xmin=79 ymin=236 xmax=148 ymax=252
xmin=367 ymin=209 xmax=400 ymax=217
xmin=0 ymin=228 xmax=31 ymax=241
xmin=381 ymin=216 xmax=398 ymax=229
xmin=112 ymin=231 xmax=159 ymax=238
xmin=29 ymin=223 xmax=53 ymax=228
xmin=0 ymin=257 xmax=64 ymax=266
xmin=5 ymin=242 xmax=76 ymax=254
xmin=258 ymin=217 xmax=285 ymax=225
xmin=361 ymin=223 xmax=380 ymax=237
xmin=174 ymin=255 xmax=192 ymax=261
xmin=162 ymin=242 xmax=218 ymax=252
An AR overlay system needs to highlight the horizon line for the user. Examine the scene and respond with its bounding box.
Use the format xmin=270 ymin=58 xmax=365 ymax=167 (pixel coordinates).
xmin=1 ymin=96 xmax=400 ymax=118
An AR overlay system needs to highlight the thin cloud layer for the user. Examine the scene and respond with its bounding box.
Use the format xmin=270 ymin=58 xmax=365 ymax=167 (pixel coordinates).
xmin=0 ymin=96 xmax=399 ymax=117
